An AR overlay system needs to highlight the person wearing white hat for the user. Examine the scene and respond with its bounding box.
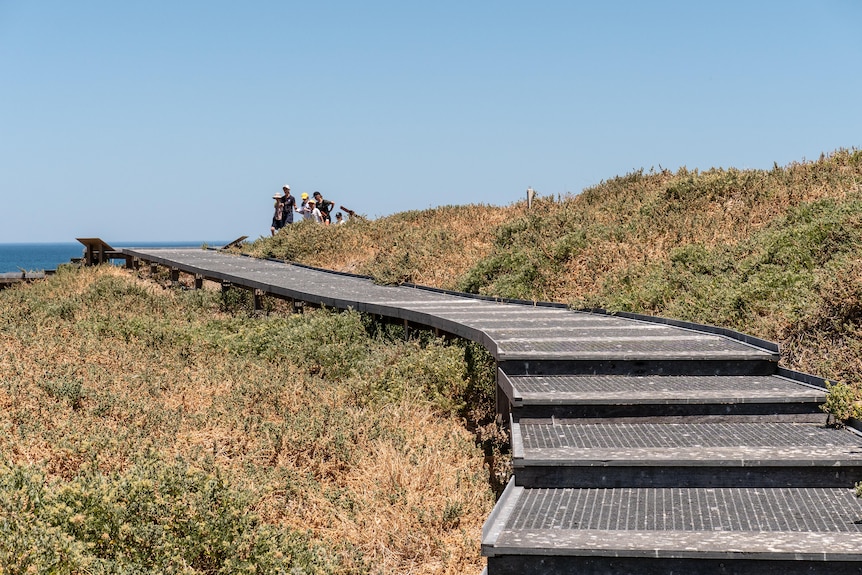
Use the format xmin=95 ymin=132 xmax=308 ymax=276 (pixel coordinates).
xmin=270 ymin=191 xmax=286 ymax=236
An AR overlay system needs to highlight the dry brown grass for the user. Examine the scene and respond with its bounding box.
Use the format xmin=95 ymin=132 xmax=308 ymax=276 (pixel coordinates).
xmin=0 ymin=266 xmax=494 ymax=573
xmin=242 ymin=150 xmax=862 ymax=392
xmin=244 ymin=204 xmax=514 ymax=289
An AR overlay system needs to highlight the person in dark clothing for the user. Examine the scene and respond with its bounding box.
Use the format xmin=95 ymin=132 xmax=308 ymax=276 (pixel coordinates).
xmin=312 ymin=191 xmax=335 ymax=225
xmin=281 ymin=185 xmax=296 ymax=225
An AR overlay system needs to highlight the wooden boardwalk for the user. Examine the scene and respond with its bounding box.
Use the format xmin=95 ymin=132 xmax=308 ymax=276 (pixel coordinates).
xmin=121 ymin=246 xmax=862 ymax=574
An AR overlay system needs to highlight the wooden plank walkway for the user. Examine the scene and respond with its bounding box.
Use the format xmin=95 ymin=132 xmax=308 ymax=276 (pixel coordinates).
xmin=0 ymin=270 xmax=51 ymax=288
xmin=119 ymin=246 xmax=862 ymax=575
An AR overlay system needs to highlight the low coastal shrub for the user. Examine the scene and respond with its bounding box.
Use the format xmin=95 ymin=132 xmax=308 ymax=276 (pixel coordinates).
xmin=0 ymin=458 xmax=331 ymax=574
xmin=240 ymin=148 xmax=862 ymax=420
xmin=0 ymin=267 xmax=497 ymax=574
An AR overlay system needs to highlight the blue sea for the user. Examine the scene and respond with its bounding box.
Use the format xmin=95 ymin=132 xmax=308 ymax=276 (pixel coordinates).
xmin=0 ymin=242 xmax=226 ymax=273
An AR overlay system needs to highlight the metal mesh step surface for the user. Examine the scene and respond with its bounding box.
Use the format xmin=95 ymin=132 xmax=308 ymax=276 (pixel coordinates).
xmin=483 ymin=483 xmax=862 ymax=561
xmin=501 ymin=373 xmax=826 ymax=405
xmin=519 ymin=421 xmax=860 ymax=451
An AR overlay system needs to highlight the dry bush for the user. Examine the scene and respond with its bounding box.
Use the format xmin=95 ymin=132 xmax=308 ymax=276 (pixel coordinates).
xmin=0 ymin=266 xmax=495 ymax=574
xmin=244 ymin=204 xmax=514 ymax=289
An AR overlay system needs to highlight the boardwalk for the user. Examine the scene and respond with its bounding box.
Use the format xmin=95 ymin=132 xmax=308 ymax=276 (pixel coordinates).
xmin=122 ymin=247 xmax=862 ymax=574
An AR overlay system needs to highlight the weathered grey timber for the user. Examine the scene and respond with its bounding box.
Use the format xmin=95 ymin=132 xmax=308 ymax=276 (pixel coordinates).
xmin=121 ymin=248 xmax=774 ymax=363
xmin=117 ymin=246 xmax=862 ymax=575
xmin=0 ymin=270 xmax=51 ymax=288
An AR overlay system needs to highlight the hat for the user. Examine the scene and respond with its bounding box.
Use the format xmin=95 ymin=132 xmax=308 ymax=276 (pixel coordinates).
xmin=283 ymin=184 xmax=290 ymax=190
xmin=301 ymin=193 xmax=308 ymax=199
xmin=313 ymin=191 xmax=322 ymax=196
xmin=272 ymin=194 xmax=282 ymax=199
xmin=307 ymin=198 xmax=316 ymax=204
xmin=336 ymin=212 xmax=343 ymax=218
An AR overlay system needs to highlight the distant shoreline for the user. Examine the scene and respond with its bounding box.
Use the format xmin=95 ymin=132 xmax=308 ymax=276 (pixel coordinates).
xmin=0 ymin=241 xmax=228 ymax=273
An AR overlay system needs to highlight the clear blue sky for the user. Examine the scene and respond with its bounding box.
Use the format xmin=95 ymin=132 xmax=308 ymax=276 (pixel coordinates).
xmin=2 ymin=1 xmax=860 ymax=243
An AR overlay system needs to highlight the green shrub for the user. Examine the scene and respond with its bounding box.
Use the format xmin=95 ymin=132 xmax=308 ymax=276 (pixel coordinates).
xmin=0 ymin=459 xmax=334 ymax=575
xmin=821 ymin=381 xmax=861 ymax=427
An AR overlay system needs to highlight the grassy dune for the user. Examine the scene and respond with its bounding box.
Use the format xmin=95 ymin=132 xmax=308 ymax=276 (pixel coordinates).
xmin=251 ymin=148 xmax=862 ymax=388
xmin=2 ymin=148 xmax=861 ymax=573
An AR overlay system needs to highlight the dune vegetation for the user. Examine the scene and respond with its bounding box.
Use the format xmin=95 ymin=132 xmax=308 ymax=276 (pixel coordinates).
xmin=250 ymin=148 xmax=862 ymax=390
xmin=0 ymin=267 xmax=498 ymax=574
xmin=2 ymin=148 xmax=861 ymax=574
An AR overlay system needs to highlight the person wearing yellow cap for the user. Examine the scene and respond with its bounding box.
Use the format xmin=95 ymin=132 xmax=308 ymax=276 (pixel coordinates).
xmin=296 ymin=192 xmax=311 ymax=220
xmin=298 ymin=193 xmax=321 ymax=221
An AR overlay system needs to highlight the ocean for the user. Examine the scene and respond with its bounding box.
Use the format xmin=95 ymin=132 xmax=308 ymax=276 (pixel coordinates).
xmin=0 ymin=241 xmax=226 ymax=273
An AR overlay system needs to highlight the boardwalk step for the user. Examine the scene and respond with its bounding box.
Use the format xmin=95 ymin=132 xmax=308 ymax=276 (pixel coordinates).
xmin=499 ymin=373 xmax=826 ymax=419
xmin=483 ymin=481 xmax=862 ymax=575
xmin=512 ymin=420 xmax=862 ymax=488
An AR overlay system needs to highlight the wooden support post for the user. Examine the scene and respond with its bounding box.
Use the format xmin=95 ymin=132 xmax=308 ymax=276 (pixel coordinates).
xmin=293 ymin=299 xmax=304 ymax=314
xmin=170 ymin=268 xmax=180 ymax=285
xmin=404 ymin=319 xmax=410 ymax=341
xmin=194 ymin=275 xmax=203 ymax=290
xmin=496 ymin=378 xmax=511 ymax=427
xmin=150 ymin=263 xmax=159 ymax=274
xmin=125 ymin=256 xmax=134 ymax=270
xmin=76 ymin=238 xmax=117 ymax=267
xmin=221 ymin=281 xmax=232 ymax=293
xmin=253 ymin=289 xmax=264 ymax=311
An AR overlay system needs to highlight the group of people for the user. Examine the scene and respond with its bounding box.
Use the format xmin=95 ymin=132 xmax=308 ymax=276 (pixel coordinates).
xmin=270 ymin=185 xmax=345 ymax=235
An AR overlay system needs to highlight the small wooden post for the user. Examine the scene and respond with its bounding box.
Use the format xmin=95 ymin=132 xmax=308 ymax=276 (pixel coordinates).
xmin=194 ymin=275 xmax=203 ymax=290
xmin=170 ymin=268 xmax=180 ymax=285
xmin=150 ymin=263 xmax=159 ymax=274
xmin=253 ymin=289 xmax=264 ymax=311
